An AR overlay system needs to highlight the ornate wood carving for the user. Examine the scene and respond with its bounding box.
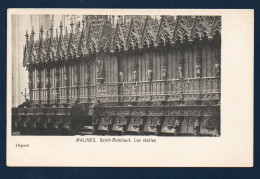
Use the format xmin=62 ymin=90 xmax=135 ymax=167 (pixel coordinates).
xmin=96 ymin=53 xmax=105 ymax=83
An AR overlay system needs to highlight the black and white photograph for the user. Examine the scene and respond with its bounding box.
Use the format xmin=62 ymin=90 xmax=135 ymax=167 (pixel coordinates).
xmin=11 ymin=14 xmax=221 ymax=136
xmin=7 ymin=9 xmax=253 ymax=167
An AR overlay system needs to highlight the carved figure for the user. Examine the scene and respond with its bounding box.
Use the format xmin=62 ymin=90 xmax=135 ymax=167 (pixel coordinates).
xmin=63 ymin=74 xmax=68 ymax=85
xmin=85 ymin=72 xmax=90 ymax=84
xmin=132 ymin=70 xmax=137 ymax=82
xmin=162 ymin=66 xmax=167 ymax=80
xmin=74 ymin=73 xmax=78 ymax=86
xmin=178 ymin=65 xmax=183 ymax=79
xmin=55 ymin=75 xmax=59 ymax=87
xmin=196 ymin=64 xmax=201 ymax=78
xmin=37 ymin=79 xmax=41 ymax=88
xmin=119 ymin=71 xmax=124 ymax=82
xmin=45 ymin=77 xmax=50 ymax=88
xmin=147 ymin=68 xmax=152 ymax=81
xmin=28 ymin=80 xmax=32 ymax=89
xmin=96 ymin=56 xmax=104 ymax=79
xmin=214 ymin=62 xmax=220 ymax=77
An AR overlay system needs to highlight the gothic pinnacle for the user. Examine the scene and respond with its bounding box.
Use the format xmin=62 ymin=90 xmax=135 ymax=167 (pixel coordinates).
xmin=50 ymin=23 xmax=53 ymax=38
xmin=59 ymin=21 xmax=63 ymax=34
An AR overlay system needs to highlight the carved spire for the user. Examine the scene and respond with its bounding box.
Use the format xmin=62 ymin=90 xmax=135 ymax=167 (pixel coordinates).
xmin=46 ymin=30 xmax=49 ymax=39
xmin=50 ymin=23 xmax=53 ymax=38
xmin=39 ymin=25 xmax=44 ymax=40
xmin=56 ymin=28 xmax=58 ymax=39
xmin=65 ymin=26 xmax=68 ymax=39
xmin=82 ymin=15 xmax=86 ymax=30
xmin=76 ymin=21 xmax=81 ymax=37
xmin=25 ymin=30 xmax=29 ymax=44
xmin=59 ymin=21 xmax=63 ymax=36
xmin=117 ymin=15 xmax=123 ymax=25
xmin=30 ymin=27 xmax=35 ymax=42
xmin=70 ymin=19 xmax=74 ymax=32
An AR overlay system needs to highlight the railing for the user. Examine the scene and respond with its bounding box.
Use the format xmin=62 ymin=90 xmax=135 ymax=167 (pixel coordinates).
xmin=12 ymin=107 xmax=71 ymax=116
xmin=94 ymin=105 xmax=220 ymax=117
xmin=29 ymin=77 xmax=220 ymax=104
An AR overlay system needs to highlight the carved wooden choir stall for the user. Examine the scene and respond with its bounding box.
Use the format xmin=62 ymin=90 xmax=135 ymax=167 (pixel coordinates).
xmin=12 ymin=15 xmax=221 ymax=136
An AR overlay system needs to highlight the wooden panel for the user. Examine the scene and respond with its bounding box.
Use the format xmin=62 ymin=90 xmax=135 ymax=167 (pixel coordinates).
xmin=202 ymin=46 xmax=207 ymax=77
xmin=207 ymin=46 xmax=212 ymax=77
xmin=188 ymin=47 xmax=193 ymax=78
xmin=184 ymin=48 xmax=189 ymax=78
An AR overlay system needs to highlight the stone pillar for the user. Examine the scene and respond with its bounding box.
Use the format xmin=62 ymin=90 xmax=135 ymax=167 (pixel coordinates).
xmin=46 ymin=68 xmax=51 ymax=105
xmin=64 ymin=64 xmax=69 ymax=104
xmin=75 ymin=62 xmax=80 ymax=100
xmin=55 ymin=67 xmax=60 ymax=106
xmin=37 ymin=68 xmax=41 ymax=104
xmin=28 ymin=68 xmax=33 ymax=100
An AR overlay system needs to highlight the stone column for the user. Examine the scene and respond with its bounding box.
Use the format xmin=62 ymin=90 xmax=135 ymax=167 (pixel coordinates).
xmin=64 ymin=64 xmax=69 ymax=104
xmin=37 ymin=68 xmax=41 ymax=104
xmin=46 ymin=67 xmax=51 ymax=105
xmin=75 ymin=62 xmax=80 ymax=100
xmin=28 ymin=68 xmax=33 ymax=100
xmin=55 ymin=67 xmax=60 ymax=106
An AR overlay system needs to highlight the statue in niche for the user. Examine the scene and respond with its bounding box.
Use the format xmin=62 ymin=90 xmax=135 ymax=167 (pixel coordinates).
xmin=28 ymin=72 xmax=32 ymax=89
xmin=162 ymin=53 xmax=167 ymax=80
xmin=214 ymin=61 xmax=220 ymax=77
xmin=74 ymin=73 xmax=79 ymax=86
xmin=196 ymin=64 xmax=201 ymax=78
xmin=132 ymin=70 xmax=137 ymax=82
xmin=96 ymin=55 xmax=104 ymax=80
xmin=119 ymin=62 xmax=124 ymax=82
xmin=147 ymin=67 xmax=152 ymax=81
xmin=147 ymin=59 xmax=152 ymax=81
xmin=162 ymin=65 xmax=167 ymax=80
xmin=119 ymin=71 xmax=124 ymax=82
xmin=177 ymin=65 xmax=183 ymax=79
xmin=85 ymin=72 xmax=90 ymax=84
xmin=64 ymin=74 xmax=68 ymax=85
xmin=55 ymin=75 xmax=59 ymax=87
xmin=195 ymin=57 xmax=201 ymax=78
xmin=55 ymin=72 xmax=59 ymax=87
xmin=45 ymin=77 xmax=50 ymax=88
xmin=28 ymin=80 xmax=32 ymax=89
xmin=37 ymin=76 xmax=41 ymax=88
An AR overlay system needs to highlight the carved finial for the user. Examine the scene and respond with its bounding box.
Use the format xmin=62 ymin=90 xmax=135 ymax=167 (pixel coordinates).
xmin=59 ymin=21 xmax=63 ymax=31
xmin=31 ymin=27 xmax=35 ymax=41
xmin=82 ymin=15 xmax=86 ymax=29
xmin=50 ymin=23 xmax=53 ymax=38
xmin=65 ymin=26 xmax=68 ymax=38
xmin=76 ymin=21 xmax=81 ymax=35
xmin=39 ymin=25 xmax=44 ymax=39
xmin=25 ymin=30 xmax=29 ymax=43
xmin=46 ymin=30 xmax=49 ymax=39
xmin=59 ymin=21 xmax=63 ymax=36
xmin=56 ymin=28 xmax=58 ymax=38
xmin=70 ymin=19 xmax=74 ymax=32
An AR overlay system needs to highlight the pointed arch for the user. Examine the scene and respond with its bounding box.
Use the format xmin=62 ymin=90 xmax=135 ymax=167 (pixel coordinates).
xmin=141 ymin=16 xmax=157 ymax=48
xmin=126 ymin=19 xmax=141 ymax=50
xmin=190 ymin=16 xmax=210 ymax=40
xmin=113 ymin=23 xmax=126 ymax=52
xmin=173 ymin=16 xmax=191 ymax=42
xmin=157 ymin=16 xmax=173 ymax=46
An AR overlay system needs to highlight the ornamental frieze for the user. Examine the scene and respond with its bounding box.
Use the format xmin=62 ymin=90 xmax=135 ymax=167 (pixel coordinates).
xmin=23 ymin=16 xmax=221 ymax=67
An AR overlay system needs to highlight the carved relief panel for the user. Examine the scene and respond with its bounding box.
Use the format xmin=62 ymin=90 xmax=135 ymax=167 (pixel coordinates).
xmin=96 ymin=53 xmax=105 ymax=83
